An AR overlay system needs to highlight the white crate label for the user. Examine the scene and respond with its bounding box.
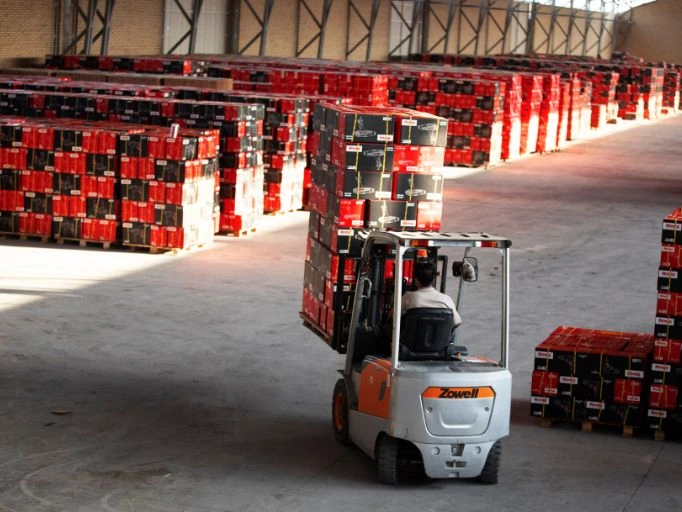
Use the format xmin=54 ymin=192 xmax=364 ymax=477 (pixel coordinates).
xmin=531 ymin=396 xmax=549 ymax=405
xmin=401 ymin=220 xmax=417 ymax=227
xmin=402 ymin=119 xmax=418 ymax=126
xmin=663 ymin=222 xmax=682 ymax=231
xmin=652 ymin=363 xmax=671 ymax=372
xmin=651 ymin=385 xmax=663 ymax=393
xmin=658 ymin=293 xmax=672 ymax=300
xmin=627 ymin=396 xmax=641 ymax=403
xmin=351 ymin=220 xmax=364 ymax=227
xmin=656 ymin=317 xmax=675 ymax=326
xmin=337 ymin=229 xmax=353 ymax=236
xmin=662 ymin=245 xmax=675 ymax=253
xmin=648 ymin=409 xmax=667 ymax=418
xmin=659 ymin=270 xmax=678 ymax=278
xmin=346 ymin=145 xmax=362 ymax=152
xmin=535 ymin=350 xmax=553 ymax=359
xmin=544 ymin=387 xmax=557 ymax=394
xmin=624 ymin=370 xmax=644 ymax=379
xmin=560 ymin=376 xmax=578 ymax=385
xmin=655 ymin=339 xmax=669 ymax=347
xmin=586 ymin=401 xmax=605 ymax=410
xmin=377 ymin=135 xmax=392 ymax=142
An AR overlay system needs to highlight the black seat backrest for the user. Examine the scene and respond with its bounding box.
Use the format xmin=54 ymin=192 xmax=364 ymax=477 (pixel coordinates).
xmin=399 ymin=308 xmax=454 ymax=361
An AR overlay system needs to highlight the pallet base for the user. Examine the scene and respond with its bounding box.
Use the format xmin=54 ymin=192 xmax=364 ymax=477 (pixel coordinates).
xmin=538 ymin=418 xmax=636 ymax=438
xmin=55 ymin=237 xmax=113 ymax=250
xmin=121 ymin=243 xmax=168 ymax=254
xmin=218 ymin=227 xmax=256 ymax=238
xmin=0 ymin=232 xmax=50 ymax=243
xmin=654 ymin=430 xmax=666 ymax=442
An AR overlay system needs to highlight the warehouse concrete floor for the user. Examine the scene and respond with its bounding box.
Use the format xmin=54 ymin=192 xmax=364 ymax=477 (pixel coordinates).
xmin=2 ymin=116 xmax=682 ymax=512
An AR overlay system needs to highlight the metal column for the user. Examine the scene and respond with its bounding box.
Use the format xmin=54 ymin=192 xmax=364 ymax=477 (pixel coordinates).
xmin=60 ymin=0 xmax=117 ymax=55
xmin=238 ymin=0 xmax=275 ymax=56
xmin=295 ymin=0 xmax=334 ymax=58
xmin=165 ymin=0 xmax=205 ymax=54
xmin=345 ymin=0 xmax=381 ymax=61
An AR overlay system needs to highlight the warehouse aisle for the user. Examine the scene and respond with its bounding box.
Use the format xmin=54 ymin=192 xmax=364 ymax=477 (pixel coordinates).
xmin=2 ymin=115 xmax=682 ymax=512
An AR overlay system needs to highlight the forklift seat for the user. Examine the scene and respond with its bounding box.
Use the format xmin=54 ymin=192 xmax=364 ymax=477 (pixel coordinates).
xmin=399 ymin=308 xmax=456 ymax=361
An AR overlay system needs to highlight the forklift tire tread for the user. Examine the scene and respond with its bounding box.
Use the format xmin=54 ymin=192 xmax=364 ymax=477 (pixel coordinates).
xmin=332 ymin=379 xmax=352 ymax=446
xmin=376 ymin=435 xmax=399 ymax=485
xmin=478 ymin=440 xmax=501 ymax=485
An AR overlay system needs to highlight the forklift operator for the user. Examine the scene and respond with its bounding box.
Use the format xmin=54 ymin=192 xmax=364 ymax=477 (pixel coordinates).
xmin=402 ymin=259 xmax=461 ymax=326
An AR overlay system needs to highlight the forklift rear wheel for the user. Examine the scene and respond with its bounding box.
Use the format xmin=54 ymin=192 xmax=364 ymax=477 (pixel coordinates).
xmin=478 ymin=440 xmax=502 ymax=485
xmin=376 ymin=435 xmax=399 ymax=485
xmin=332 ymin=379 xmax=351 ymax=446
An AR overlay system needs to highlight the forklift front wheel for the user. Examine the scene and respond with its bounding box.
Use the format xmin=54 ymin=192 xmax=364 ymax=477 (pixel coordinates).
xmin=332 ymin=379 xmax=351 ymax=446
xmin=376 ymin=434 xmax=399 ymax=485
xmin=478 ymin=440 xmax=502 ymax=485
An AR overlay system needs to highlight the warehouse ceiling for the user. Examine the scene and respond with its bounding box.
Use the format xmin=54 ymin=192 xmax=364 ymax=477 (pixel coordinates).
xmin=519 ymin=0 xmax=657 ymax=14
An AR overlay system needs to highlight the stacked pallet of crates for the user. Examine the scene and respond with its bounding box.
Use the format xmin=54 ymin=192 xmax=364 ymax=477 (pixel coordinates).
xmin=586 ymin=71 xmax=619 ymax=129
xmin=642 ymin=67 xmax=664 ymax=120
xmin=531 ymin=326 xmax=654 ymax=435
xmin=556 ymin=80 xmax=571 ymax=148
xmin=0 ymin=119 xmax=54 ymax=239
xmin=51 ymin=122 xmax=128 ymax=246
xmin=303 ymin=104 xmax=447 ymax=351
xmin=258 ymin=96 xmax=308 ymax=214
xmin=434 ymin=77 xmax=505 ymax=167
xmin=119 ymin=128 xmax=220 ymax=250
xmin=651 ymin=208 xmax=682 ymax=439
xmin=567 ymin=76 xmax=591 ymax=140
xmin=215 ymin=104 xmax=265 ymax=235
xmin=616 ymin=67 xmax=646 ymax=121
xmin=536 ymin=73 xmax=560 ymax=153
xmin=519 ymin=74 xmax=542 ymax=156
xmin=661 ymin=69 xmax=680 ymax=115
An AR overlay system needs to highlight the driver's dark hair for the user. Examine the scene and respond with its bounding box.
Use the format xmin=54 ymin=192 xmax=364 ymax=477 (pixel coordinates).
xmin=414 ymin=260 xmax=436 ymax=287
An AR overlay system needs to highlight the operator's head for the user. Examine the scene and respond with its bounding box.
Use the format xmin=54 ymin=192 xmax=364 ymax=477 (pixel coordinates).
xmin=413 ymin=258 xmax=436 ymax=288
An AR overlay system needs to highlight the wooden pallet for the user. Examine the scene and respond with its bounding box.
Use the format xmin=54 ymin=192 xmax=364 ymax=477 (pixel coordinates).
xmin=120 ymin=243 xmax=168 ymax=254
xmin=264 ymin=209 xmax=298 ymax=216
xmin=0 ymin=232 xmax=50 ymax=243
xmin=538 ymin=418 xmax=636 ymax=438
xmin=218 ymin=227 xmax=256 ymax=238
xmin=55 ymin=237 xmax=113 ymax=250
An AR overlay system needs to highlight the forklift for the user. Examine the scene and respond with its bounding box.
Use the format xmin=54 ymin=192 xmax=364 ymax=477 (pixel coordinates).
xmin=327 ymin=231 xmax=511 ymax=485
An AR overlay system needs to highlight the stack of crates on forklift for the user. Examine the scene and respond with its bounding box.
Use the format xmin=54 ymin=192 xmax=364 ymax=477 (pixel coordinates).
xmin=216 ymin=104 xmax=265 ymax=234
xmin=519 ymin=74 xmax=542 ymax=156
xmin=302 ymin=103 xmax=447 ymax=352
xmin=650 ymin=207 xmax=682 ymax=436
xmin=536 ymin=73 xmax=560 ymax=153
xmin=120 ymin=128 xmax=220 ymax=250
xmin=531 ymin=326 xmax=653 ymax=428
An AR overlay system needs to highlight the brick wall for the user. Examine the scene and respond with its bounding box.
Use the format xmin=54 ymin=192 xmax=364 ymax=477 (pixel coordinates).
xmin=624 ymin=0 xmax=682 ymax=64
xmin=0 ymin=0 xmax=55 ymax=68
xmin=0 ymin=0 xmax=162 ymax=69
xmin=108 ymin=0 xmax=164 ymax=55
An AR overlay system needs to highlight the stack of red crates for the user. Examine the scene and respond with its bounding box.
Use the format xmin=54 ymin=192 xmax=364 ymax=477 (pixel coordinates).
xmin=531 ymin=326 xmax=654 ymax=428
xmin=662 ymin=69 xmax=680 ymax=114
xmin=536 ymin=73 xmax=561 ymax=153
xmin=303 ymin=104 xmax=447 ymax=350
xmin=556 ymin=80 xmax=571 ymax=148
xmin=217 ymin=104 xmax=265 ymax=234
xmin=51 ymin=122 xmax=128 ymax=244
xmin=651 ymin=207 xmax=682 ymax=436
xmin=519 ymin=74 xmax=542 ymax=155
xmin=585 ymin=71 xmax=619 ymax=129
xmin=120 ymin=128 xmax=220 ymax=250
xmin=260 ymin=97 xmax=309 ymax=213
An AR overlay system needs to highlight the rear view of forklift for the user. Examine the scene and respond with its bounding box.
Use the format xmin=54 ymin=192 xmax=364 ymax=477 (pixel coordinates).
xmin=302 ymin=231 xmax=512 ymax=485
